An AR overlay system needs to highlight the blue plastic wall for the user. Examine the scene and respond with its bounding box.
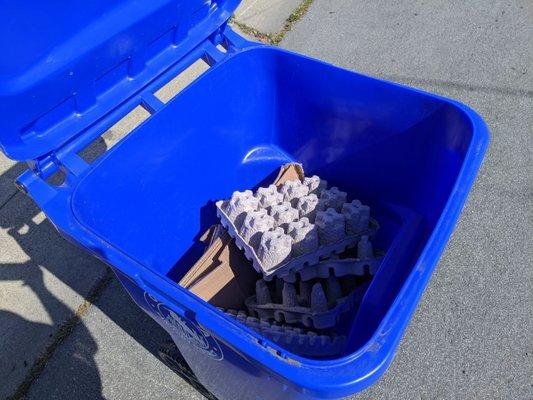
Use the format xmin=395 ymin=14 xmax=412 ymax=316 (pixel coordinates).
xmin=9 ymin=35 xmax=488 ymax=397
xmin=72 ymin=46 xmax=476 ymax=357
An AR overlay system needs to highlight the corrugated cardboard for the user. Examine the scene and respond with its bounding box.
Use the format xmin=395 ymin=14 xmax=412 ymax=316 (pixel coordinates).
xmin=179 ymin=163 xmax=304 ymax=309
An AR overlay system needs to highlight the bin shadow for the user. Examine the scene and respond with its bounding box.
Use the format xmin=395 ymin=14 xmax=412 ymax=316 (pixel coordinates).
xmin=0 ymin=139 xmax=201 ymax=399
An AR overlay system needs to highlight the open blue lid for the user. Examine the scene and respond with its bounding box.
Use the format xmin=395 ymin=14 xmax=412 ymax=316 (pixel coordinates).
xmin=0 ymin=0 xmax=240 ymax=161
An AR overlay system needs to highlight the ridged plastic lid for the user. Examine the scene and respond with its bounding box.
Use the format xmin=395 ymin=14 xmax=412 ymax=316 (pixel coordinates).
xmin=0 ymin=0 xmax=239 ymax=160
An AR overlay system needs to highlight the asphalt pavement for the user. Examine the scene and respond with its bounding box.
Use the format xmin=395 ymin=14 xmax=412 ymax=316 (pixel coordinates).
xmin=283 ymin=1 xmax=532 ymax=398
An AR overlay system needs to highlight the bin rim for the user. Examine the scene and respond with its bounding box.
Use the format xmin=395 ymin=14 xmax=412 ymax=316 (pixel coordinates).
xmin=14 ymin=39 xmax=490 ymax=397
xmin=130 ymin=94 xmax=489 ymax=396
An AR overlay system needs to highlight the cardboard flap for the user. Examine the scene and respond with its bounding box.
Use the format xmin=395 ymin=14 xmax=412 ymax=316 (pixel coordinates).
xmin=273 ymin=163 xmax=305 ymax=186
xmin=180 ymin=231 xmax=257 ymax=309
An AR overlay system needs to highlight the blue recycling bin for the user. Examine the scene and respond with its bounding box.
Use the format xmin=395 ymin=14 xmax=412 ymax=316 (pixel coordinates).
xmin=0 ymin=1 xmax=489 ymax=399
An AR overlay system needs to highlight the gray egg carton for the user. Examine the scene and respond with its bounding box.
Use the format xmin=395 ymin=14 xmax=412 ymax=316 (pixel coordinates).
xmin=275 ymin=235 xmax=383 ymax=283
xmin=223 ymin=309 xmax=347 ymax=357
xmin=244 ymin=276 xmax=368 ymax=329
xmin=215 ymin=176 xmax=378 ymax=279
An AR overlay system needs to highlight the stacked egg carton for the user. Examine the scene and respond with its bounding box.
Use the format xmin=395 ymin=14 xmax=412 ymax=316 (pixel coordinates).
xmin=215 ymin=176 xmax=379 ymax=280
xmin=245 ymin=275 xmax=370 ymax=330
xmin=223 ymin=309 xmax=347 ymax=357
xmin=280 ymin=235 xmax=383 ymax=283
xmin=215 ymin=174 xmax=382 ymax=357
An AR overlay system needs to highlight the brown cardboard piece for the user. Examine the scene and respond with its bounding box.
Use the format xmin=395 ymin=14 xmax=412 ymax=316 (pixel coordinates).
xmin=272 ymin=162 xmax=304 ymax=187
xmin=179 ymin=163 xmax=304 ymax=309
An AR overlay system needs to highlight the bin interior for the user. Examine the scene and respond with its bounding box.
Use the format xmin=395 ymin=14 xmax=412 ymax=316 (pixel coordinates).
xmin=71 ymin=46 xmax=474 ymax=357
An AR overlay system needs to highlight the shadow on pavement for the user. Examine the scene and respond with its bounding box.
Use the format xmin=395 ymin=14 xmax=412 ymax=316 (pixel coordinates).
xmin=0 ymin=263 xmax=101 ymax=399
xmin=0 ymin=138 xmax=190 ymax=399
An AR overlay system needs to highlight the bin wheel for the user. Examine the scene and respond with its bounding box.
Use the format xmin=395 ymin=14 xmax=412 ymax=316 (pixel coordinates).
xmin=158 ymin=340 xmax=218 ymax=400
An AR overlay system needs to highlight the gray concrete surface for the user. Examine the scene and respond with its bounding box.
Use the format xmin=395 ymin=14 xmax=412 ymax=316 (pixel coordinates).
xmin=0 ymin=187 xmax=108 ymax=399
xmin=25 ymin=279 xmax=204 ymax=400
xmin=234 ymin=0 xmax=302 ymax=34
xmin=284 ymin=1 xmax=533 ymax=399
xmin=0 ymin=0 xmax=532 ymax=399
xmin=0 ymin=156 xmax=24 ymax=209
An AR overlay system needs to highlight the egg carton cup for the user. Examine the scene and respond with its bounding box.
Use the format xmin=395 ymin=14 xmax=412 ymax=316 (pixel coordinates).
xmin=223 ymin=309 xmax=347 ymax=357
xmin=286 ymin=255 xmax=383 ymax=283
xmin=277 ymin=236 xmax=383 ymax=283
xmin=216 ymin=189 xmax=378 ymax=279
xmin=244 ymin=278 xmax=368 ymax=329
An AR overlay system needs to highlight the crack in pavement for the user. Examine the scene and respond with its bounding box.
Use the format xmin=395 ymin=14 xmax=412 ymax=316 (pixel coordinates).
xmin=0 ymin=191 xmax=20 ymax=212
xmin=7 ymin=269 xmax=114 ymax=400
xmin=232 ymin=0 xmax=315 ymax=45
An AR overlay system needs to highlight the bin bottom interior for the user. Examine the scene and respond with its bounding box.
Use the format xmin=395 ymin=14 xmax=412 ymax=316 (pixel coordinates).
xmin=71 ymin=46 xmax=473 ymax=358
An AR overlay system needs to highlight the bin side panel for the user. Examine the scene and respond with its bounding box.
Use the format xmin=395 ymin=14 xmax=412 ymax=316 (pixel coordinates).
xmin=113 ymin=269 xmax=325 ymax=400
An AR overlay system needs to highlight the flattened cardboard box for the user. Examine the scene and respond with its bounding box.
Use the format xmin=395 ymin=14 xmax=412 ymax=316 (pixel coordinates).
xmin=179 ymin=163 xmax=304 ymax=309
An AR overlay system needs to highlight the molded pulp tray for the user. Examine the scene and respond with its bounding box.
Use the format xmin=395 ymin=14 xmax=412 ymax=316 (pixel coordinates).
xmin=224 ymin=309 xmax=347 ymax=358
xmin=216 ymin=198 xmax=380 ymax=280
xmin=12 ymin=33 xmax=489 ymax=400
